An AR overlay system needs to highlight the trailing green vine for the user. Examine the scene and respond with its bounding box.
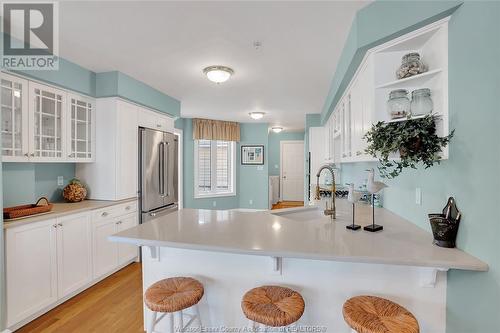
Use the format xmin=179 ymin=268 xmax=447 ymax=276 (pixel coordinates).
xmin=364 ymin=114 xmax=454 ymax=179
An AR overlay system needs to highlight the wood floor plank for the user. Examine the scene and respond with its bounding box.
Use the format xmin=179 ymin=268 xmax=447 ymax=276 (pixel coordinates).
xmin=16 ymin=263 xmax=144 ymax=333
xmin=271 ymin=201 xmax=304 ymax=210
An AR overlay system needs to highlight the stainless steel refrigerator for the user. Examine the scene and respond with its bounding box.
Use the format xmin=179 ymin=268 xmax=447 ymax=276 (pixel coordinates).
xmin=139 ymin=127 xmax=178 ymax=223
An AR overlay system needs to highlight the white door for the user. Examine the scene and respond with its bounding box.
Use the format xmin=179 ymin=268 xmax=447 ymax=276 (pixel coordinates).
xmin=281 ymin=141 xmax=305 ymax=201
xmin=117 ymin=213 xmax=139 ymax=265
xmin=57 ymin=213 xmax=92 ymax=298
xmin=92 ymin=218 xmax=118 ymax=279
xmin=6 ymin=219 xmax=58 ymax=327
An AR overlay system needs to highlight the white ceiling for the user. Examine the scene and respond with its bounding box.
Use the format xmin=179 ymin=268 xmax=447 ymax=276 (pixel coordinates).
xmin=58 ymin=1 xmax=369 ymax=131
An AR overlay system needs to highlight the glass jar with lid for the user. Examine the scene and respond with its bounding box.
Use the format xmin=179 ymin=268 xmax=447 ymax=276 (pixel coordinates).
xmin=396 ymin=52 xmax=427 ymax=79
xmin=387 ymin=89 xmax=410 ymax=119
xmin=410 ymin=88 xmax=433 ymax=116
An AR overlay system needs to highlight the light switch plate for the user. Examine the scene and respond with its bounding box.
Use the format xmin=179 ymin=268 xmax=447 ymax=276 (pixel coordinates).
xmin=57 ymin=176 xmax=64 ymax=186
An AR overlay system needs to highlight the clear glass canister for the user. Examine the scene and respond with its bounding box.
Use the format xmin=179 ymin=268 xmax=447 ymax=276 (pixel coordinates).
xmin=387 ymin=89 xmax=410 ymax=119
xmin=410 ymin=88 xmax=433 ymax=116
xmin=396 ymin=52 xmax=427 ymax=79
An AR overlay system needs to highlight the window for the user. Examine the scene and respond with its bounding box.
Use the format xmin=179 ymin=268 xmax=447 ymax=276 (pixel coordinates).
xmin=194 ymin=140 xmax=236 ymax=198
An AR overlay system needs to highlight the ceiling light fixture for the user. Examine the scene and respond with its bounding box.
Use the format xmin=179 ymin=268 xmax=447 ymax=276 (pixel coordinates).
xmin=203 ymin=65 xmax=234 ymax=84
xmin=249 ymin=112 xmax=265 ymax=120
xmin=271 ymin=127 xmax=283 ymax=133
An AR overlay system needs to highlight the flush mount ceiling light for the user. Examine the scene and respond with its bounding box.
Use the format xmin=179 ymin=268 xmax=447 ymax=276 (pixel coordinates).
xmin=272 ymin=127 xmax=283 ymax=133
xmin=249 ymin=112 xmax=265 ymax=120
xmin=203 ymin=65 xmax=234 ymax=83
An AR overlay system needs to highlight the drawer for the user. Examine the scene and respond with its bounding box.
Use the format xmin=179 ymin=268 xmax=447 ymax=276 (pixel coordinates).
xmin=92 ymin=201 xmax=137 ymax=222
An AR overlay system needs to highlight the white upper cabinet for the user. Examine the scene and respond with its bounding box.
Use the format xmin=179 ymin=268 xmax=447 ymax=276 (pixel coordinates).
xmin=326 ymin=18 xmax=449 ymax=164
xmin=1 ymin=73 xmax=95 ymax=162
xmin=29 ymin=82 xmax=66 ymax=161
xmin=1 ymin=73 xmax=29 ymax=162
xmin=138 ymin=106 xmax=174 ymax=132
xmin=67 ymin=94 xmax=95 ymax=162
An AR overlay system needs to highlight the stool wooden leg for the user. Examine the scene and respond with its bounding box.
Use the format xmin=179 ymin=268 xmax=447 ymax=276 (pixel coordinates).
xmin=147 ymin=311 xmax=157 ymax=333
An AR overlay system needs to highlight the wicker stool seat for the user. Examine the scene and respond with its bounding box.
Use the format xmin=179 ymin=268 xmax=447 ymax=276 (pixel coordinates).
xmin=145 ymin=277 xmax=204 ymax=313
xmin=342 ymin=296 xmax=419 ymax=333
xmin=241 ymin=285 xmax=305 ymax=327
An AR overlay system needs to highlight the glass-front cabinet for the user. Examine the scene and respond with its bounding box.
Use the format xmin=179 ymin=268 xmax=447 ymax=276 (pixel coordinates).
xmin=1 ymin=74 xmax=29 ymax=161
xmin=1 ymin=73 xmax=95 ymax=162
xmin=29 ymin=82 xmax=66 ymax=161
xmin=67 ymin=94 xmax=94 ymax=161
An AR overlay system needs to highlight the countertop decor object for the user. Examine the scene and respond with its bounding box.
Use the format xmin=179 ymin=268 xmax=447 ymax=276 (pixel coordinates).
xmin=364 ymin=114 xmax=454 ymax=179
xmin=429 ymin=197 xmax=462 ymax=248
xmin=3 ymin=197 xmax=53 ymax=220
xmin=346 ymin=183 xmax=362 ymax=231
xmin=396 ymin=52 xmax=427 ymax=79
xmin=364 ymin=169 xmax=387 ymax=232
xmin=63 ymin=178 xmax=88 ymax=202
xmin=387 ymin=89 xmax=410 ymax=119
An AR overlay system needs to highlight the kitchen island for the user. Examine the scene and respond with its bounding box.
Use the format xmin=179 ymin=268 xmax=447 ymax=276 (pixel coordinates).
xmin=110 ymin=200 xmax=487 ymax=332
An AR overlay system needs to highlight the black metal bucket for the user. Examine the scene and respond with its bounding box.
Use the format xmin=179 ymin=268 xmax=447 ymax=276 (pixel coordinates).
xmin=428 ymin=197 xmax=461 ymax=248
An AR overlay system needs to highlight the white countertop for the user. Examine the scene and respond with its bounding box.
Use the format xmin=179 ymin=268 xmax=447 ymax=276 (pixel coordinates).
xmin=3 ymin=197 xmax=137 ymax=229
xmin=110 ymin=199 xmax=488 ymax=271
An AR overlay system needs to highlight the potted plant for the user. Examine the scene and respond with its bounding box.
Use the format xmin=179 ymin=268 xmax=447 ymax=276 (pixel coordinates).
xmin=364 ymin=114 xmax=454 ymax=178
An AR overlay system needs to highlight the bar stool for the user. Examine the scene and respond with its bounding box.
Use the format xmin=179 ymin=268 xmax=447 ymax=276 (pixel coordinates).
xmin=342 ymin=295 xmax=419 ymax=333
xmin=241 ymin=285 xmax=305 ymax=331
xmin=144 ymin=277 xmax=204 ymax=333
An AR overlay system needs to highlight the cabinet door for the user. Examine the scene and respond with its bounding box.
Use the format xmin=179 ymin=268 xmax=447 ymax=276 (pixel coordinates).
xmin=67 ymin=94 xmax=95 ymax=162
xmin=92 ymin=218 xmax=118 ymax=279
xmin=6 ymin=219 xmax=58 ymax=327
xmin=29 ymin=82 xmax=66 ymax=161
xmin=1 ymin=73 xmax=29 ymax=162
xmin=56 ymin=213 xmax=92 ymax=298
xmin=117 ymin=213 xmax=139 ymax=265
xmin=116 ymin=100 xmax=138 ymax=199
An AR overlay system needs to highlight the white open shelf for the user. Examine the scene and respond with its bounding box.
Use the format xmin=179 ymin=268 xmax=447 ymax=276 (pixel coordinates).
xmin=375 ymin=68 xmax=443 ymax=89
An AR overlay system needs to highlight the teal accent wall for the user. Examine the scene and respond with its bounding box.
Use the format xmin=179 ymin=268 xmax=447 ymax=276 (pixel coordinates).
xmin=333 ymin=2 xmax=500 ymax=332
xmin=181 ymin=119 xmax=269 ymax=210
xmin=96 ymin=71 xmax=181 ymax=117
xmin=2 ymin=163 xmax=75 ymax=206
xmin=268 ymin=131 xmax=305 ymax=176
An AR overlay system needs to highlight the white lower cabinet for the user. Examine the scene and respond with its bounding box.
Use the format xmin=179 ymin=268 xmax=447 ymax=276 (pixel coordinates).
xmin=5 ymin=202 xmax=138 ymax=330
xmin=92 ymin=212 xmax=139 ymax=279
xmin=6 ymin=219 xmax=58 ymax=327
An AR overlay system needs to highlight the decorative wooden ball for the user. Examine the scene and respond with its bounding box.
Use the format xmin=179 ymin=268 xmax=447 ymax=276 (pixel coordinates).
xmin=63 ymin=179 xmax=87 ymax=202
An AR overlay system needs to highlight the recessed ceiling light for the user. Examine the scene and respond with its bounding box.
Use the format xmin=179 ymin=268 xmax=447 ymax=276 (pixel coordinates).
xmin=203 ymin=65 xmax=234 ymax=84
xmin=249 ymin=112 xmax=265 ymax=120
xmin=271 ymin=127 xmax=283 ymax=133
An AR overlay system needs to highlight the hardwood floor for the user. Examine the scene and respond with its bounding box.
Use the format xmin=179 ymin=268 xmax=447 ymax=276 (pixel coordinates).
xmin=17 ymin=263 xmax=144 ymax=333
xmin=271 ymin=201 xmax=304 ymax=210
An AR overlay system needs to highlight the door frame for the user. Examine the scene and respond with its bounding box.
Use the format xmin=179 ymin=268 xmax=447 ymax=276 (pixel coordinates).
xmin=173 ymin=128 xmax=183 ymax=209
xmin=279 ymin=140 xmax=304 ymax=202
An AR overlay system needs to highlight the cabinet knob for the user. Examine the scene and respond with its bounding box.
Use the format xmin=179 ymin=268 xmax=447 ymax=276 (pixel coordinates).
xmin=101 ymin=212 xmax=108 ymax=217
xmin=58 ymin=223 xmax=63 ymax=227
xmin=156 ymin=124 xmax=161 ymax=128
xmin=53 ymin=224 xmax=57 ymax=228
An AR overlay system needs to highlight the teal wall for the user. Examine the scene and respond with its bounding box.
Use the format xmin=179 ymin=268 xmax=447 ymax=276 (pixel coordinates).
xmin=181 ymin=119 xmax=269 ymax=210
xmin=96 ymin=71 xmax=180 ymax=117
xmin=331 ymin=2 xmax=500 ymax=332
xmin=268 ymin=131 xmax=305 ymax=176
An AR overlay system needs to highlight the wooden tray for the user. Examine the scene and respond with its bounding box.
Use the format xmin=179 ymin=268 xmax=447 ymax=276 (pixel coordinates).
xmin=4 ymin=197 xmax=53 ymax=220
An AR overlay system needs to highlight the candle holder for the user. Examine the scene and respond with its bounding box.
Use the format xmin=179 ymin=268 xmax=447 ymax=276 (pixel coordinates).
xmin=364 ymin=193 xmax=383 ymax=232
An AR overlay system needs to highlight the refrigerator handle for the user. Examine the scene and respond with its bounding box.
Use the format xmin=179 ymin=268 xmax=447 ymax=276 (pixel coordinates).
xmin=165 ymin=141 xmax=170 ymax=197
xmin=159 ymin=142 xmax=165 ymax=197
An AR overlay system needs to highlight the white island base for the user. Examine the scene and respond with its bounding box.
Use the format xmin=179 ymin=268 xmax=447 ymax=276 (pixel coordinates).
xmin=142 ymin=246 xmax=446 ymax=333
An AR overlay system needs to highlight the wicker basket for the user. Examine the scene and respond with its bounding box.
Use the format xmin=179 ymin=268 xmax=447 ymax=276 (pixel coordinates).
xmin=3 ymin=197 xmax=53 ymax=220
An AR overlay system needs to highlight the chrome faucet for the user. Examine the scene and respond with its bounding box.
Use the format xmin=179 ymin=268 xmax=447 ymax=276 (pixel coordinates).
xmin=315 ymin=164 xmax=336 ymax=219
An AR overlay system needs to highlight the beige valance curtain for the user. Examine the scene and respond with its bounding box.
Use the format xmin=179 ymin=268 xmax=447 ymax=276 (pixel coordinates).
xmin=192 ymin=118 xmax=240 ymax=142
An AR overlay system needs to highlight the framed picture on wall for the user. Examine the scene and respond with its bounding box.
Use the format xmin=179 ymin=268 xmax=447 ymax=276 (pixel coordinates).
xmin=241 ymin=145 xmax=264 ymax=165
